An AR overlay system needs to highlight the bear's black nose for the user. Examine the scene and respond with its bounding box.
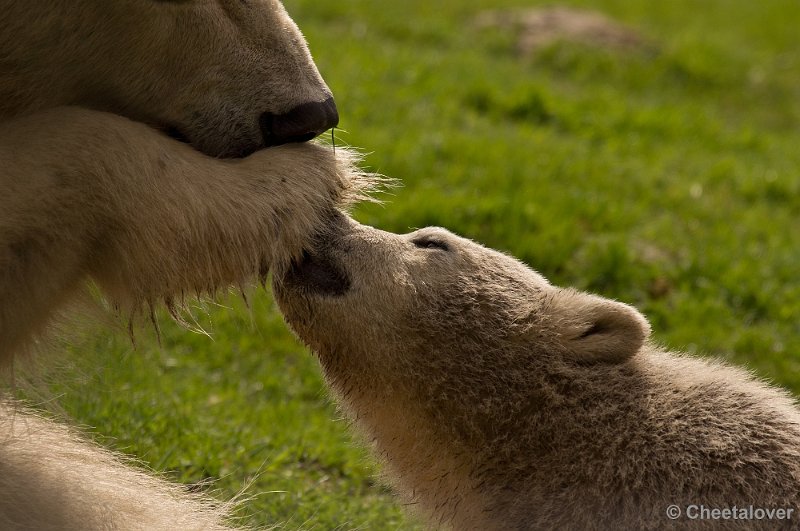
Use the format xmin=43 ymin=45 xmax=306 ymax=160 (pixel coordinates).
xmin=284 ymin=249 xmax=350 ymax=297
xmin=260 ymin=97 xmax=339 ymax=147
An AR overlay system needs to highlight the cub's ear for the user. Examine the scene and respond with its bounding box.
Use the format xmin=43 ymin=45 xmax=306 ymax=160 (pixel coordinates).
xmin=546 ymin=288 xmax=650 ymax=364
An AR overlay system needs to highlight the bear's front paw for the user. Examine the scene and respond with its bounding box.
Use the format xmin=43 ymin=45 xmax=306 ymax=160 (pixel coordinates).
xmin=243 ymin=142 xmax=381 ymax=209
xmin=238 ymin=142 xmax=381 ymax=272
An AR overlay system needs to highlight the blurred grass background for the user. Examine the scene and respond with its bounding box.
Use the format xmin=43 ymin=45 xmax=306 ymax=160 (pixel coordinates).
xmin=20 ymin=0 xmax=800 ymax=528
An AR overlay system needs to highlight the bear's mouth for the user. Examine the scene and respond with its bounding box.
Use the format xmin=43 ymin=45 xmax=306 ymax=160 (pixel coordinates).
xmin=164 ymin=125 xmax=190 ymax=145
xmin=282 ymin=249 xmax=350 ymax=297
xmin=161 ymin=124 xmax=262 ymax=158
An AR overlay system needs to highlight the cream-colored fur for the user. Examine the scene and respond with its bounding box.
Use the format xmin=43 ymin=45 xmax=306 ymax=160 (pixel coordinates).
xmin=276 ymin=215 xmax=800 ymax=530
xmin=0 ymin=401 xmax=232 ymax=530
xmin=0 ymin=107 xmax=366 ymax=362
xmin=1 ymin=1 xmax=365 ymax=527
xmin=0 ymin=1 xmax=355 ymax=362
xmin=0 ymin=0 xmax=334 ymax=157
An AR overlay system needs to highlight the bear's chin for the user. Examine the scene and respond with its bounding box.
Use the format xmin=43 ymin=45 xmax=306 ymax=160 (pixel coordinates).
xmin=281 ymin=249 xmax=351 ymax=297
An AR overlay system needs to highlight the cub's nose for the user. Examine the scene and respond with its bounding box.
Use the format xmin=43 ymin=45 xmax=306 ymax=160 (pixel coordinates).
xmin=260 ymin=97 xmax=339 ymax=147
xmin=284 ymin=249 xmax=351 ymax=297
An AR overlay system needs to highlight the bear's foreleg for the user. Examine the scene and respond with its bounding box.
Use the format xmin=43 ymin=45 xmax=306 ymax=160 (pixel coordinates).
xmin=0 ymin=107 xmax=361 ymax=362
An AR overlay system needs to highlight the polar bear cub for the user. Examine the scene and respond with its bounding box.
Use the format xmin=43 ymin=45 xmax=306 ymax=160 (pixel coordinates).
xmin=275 ymin=214 xmax=800 ymax=531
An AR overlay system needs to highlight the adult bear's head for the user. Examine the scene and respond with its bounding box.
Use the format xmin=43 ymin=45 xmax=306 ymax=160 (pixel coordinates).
xmin=0 ymin=0 xmax=338 ymax=158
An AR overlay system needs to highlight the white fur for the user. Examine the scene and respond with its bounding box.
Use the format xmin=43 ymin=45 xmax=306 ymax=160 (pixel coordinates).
xmin=0 ymin=1 xmax=367 ymax=527
xmin=277 ymin=216 xmax=800 ymax=530
xmin=0 ymin=402 xmax=232 ymax=530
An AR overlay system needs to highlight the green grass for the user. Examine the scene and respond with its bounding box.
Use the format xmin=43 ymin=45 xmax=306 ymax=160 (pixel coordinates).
xmin=18 ymin=0 xmax=800 ymax=528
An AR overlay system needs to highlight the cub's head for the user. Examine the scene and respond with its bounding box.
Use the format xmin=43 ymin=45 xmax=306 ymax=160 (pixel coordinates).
xmin=276 ymin=216 xmax=652 ymax=523
xmin=274 ymin=215 xmax=650 ymax=386
xmin=10 ymin=0 xmax=338 ymax=157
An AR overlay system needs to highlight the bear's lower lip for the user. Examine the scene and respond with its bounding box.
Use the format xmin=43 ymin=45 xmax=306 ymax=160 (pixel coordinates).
xmin=164 ymin=125 xmax=190 ymax=144
xmin=282 ymin=249 xmax=350 ymax=297
xmin=161 ymin=124 xmax=263 ymax=158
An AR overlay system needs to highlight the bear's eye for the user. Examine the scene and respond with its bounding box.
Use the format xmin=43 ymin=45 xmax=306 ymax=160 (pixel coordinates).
xmin=412 ymin=238 xmax=449 ymax=251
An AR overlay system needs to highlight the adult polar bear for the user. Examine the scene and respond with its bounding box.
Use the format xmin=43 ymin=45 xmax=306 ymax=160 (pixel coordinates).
xmin=0 ymin=0 xmax=362 ymax=528
xmin=0 ymin=0 xmax=360 ymax=362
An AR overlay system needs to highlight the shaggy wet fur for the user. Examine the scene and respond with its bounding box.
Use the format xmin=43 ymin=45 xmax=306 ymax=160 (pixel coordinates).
xmin=275 ymin=215 xmax=800 ymax=530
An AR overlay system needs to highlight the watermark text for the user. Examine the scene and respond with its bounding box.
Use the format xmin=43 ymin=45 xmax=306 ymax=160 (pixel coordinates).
xmin=666 ymin=504 xmax=795 ymax=521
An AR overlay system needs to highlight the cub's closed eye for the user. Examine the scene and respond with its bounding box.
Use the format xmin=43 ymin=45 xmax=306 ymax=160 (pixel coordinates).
xmin=412 ymin=238 xmax=449 ymax=251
